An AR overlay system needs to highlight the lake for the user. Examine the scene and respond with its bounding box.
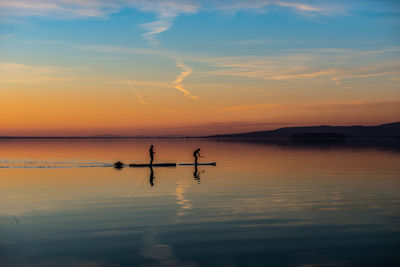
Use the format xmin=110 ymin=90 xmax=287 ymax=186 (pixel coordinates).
xmin=1 ymin=139 xmax=399 ymax=266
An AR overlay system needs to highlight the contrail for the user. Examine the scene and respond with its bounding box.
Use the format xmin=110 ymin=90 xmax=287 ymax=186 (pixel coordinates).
xmin=126 ymin=80 xmax=148 ymax=104
xmin=142 ymin=19 xmax=172 ymax=47
xmin=172 ymin=62 xmax=198 ymax=99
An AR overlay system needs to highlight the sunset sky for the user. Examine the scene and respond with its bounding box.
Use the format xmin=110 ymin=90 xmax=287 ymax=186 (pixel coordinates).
xmin=1 ymin=0 xmax=399 ymax=136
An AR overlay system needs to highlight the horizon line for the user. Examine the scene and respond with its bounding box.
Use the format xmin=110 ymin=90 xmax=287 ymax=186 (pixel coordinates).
xmin=1 ymin=121 xmax=398 ymax=139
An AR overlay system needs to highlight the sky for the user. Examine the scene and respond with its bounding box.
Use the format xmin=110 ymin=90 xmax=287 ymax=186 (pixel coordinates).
xmin=0 ymin=0 xmax=399 ymax=136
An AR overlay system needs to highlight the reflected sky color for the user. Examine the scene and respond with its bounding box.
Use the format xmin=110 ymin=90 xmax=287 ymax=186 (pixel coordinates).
xmin=1 ymin=139 xmax=400 ymax=266
xmin=1 ymin=1 xmax=400 ymax=136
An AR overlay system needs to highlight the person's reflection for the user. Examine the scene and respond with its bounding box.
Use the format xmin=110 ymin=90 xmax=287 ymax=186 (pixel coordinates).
xmin=193 ymin=165 xmax=205 ymax=183
xmin=149 ymin=166 xmax=155 ymax=187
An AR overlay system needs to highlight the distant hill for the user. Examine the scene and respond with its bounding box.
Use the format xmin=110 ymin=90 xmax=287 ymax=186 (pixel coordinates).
xmin=207 ymin=122 xmax=400 ymax=139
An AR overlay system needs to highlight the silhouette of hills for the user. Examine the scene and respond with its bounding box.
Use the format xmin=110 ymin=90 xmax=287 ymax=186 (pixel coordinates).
xmin=1 ymin=122 xmax=399 ymax=139
xmin=207 ymin=122 xmax=400 ymax=139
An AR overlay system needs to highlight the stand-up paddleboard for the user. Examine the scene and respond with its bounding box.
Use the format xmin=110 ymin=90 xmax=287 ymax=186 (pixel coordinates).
xmin=179 ymin=162 xmax=216 ymax=166
xmin=129 ymin=163 xmax=176 ymax=167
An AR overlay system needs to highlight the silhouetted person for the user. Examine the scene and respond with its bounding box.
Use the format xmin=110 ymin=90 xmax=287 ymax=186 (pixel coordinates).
xmin=149 ymin=145 xmax=155 ymax=165
xmin=149 ymin=166 xmax=154 ymax=187
xmin=193 ymin=148 xmax=201 ymax=165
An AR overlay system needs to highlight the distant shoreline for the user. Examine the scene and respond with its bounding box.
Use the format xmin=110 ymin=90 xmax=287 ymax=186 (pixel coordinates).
xmin=1 ymin=121 xmax=399 ymax=139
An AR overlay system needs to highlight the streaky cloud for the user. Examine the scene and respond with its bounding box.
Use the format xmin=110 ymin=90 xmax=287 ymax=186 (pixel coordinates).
xmin=77 ymin=43 xmax=400 ymax=86
xmin=0 ymin=61 xmax=75 ymax=84
xmin=223 ymin=100 xmax=400 ymax=112
xmin=0 ymin=0 xmax=347 ymax=43
xmin=172 ymin=61 xmax=198 ymax=99
xmin=126 ymin=80 xmax=147 ymax=104
xmin=136 ymin=0 xmax=198 ymax=45
xmin=0 ymin=0 xmax=344 ymax=19
xmin=141 ymin=19 xmax=173 ymax=46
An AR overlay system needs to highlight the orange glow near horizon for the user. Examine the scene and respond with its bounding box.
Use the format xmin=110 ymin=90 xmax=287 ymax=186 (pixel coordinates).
xmin=1 ymin=88 xmax=399 ymax=136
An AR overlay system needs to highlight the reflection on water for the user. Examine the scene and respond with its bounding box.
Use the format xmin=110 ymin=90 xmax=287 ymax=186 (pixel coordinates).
xmin=193 ymin=165 xmax=205 ymax=184
xmin=149 ymin=166 xmax=155 ymax=187
xmin=1 ymin=139 xmax=400 ymax=266
xmin=176 ymin=177 xmax=193 ymax=218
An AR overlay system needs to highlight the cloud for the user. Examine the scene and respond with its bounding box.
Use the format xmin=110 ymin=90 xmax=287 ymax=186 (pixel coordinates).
xmin=78 ymin=44 xmax=173 ymax=57
xmin=205 ymin=0 xmax=347 ymax=17
xmin=283 ymin=46 xmax=400 ymax=55
xmin=78 ymin=43 xmax=400 ymax=87
xmin=141 ymin=19 xmax=173 ymax=46
xmin=172 ymin=61 xmax=198 ymax=99
xmin=107 ymin=56 xmax=199 ymax=100
xmin=0 ymin=61 xmax=75 ymax=84
xmin=134 ymin=1 xmax=199 ymax=45
xmin=223 ymin=100 xmax=400 ymax=112
xmin=0 ymin=0 xmax=199 ymax=44
xmin=277 ymin=2 xmax=320 ymax=12
xmin=0 ymin=0 xmax=336 ymax=18
xmin=0 ymin=0 xmax=118 ymax=18
xmin=126 ymin=80 xmax=147 ymax=104
xmin=0 ymin=0 xmax=346 ymax=43
xmin=208 ymin=64 xmax=398 ymax=82
xmin=201 ymin=49 xmax=400 ymax=82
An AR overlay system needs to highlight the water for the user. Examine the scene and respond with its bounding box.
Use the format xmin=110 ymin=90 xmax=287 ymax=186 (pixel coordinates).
xmin=1 ymin=139 xmax=399 ymax=266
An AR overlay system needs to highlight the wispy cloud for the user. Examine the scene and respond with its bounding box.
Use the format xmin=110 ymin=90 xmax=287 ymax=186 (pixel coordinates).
xmin=0 ymin=0 xmax=118 ymax=18
xmin=223 ymin=100 xmax=400 ymax=112
xmin=201 ymin=49 xmax=400 ymax=83
xmin=208 ymin=64 xmax=398 ymax=82
xmin=0 ymin=0 xmax=347 ymax=43
xmin=141 ymin=19 xmax=173 ymax=46
xmin=110 ymin=61 xmax=200 ymax=100
xmin=172 ymin=61 xmax=198 ymax=99
xmin=0 ymin=0 xmax=199 ymax=44
xmin=283 ymin=46 xmax=400 ymax=55
xmin=0 ymin=61 xmax=75 ymax=84
xmin=78 ymin=44 xmax=172 ymax=57
xmin=126 ymin=80 xmax=147 ymax=104
xmin=0 ymin=0 xmax=338 ymax=18
xmin=276 ymin=2 xmax=322 ymax=13
xmin=135 ymin=1 xmax=198 ymax=46
xmin=79 ymin=43 xmax=400 ymax=88
xmin=205 ymin=1 xmax=345 ymax=16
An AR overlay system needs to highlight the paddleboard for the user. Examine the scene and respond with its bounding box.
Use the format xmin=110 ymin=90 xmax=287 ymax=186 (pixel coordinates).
xmin=179 ymin=162 xmax=216 ymax=166
xmin=129 ymin=163 xmax=176 ymax=167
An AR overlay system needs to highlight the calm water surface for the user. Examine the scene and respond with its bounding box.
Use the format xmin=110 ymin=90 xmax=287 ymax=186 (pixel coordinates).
xmin=1 ymin=139 xmax=399 ymax=266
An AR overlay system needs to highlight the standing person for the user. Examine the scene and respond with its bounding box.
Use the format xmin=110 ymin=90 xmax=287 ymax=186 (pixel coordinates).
xmin=149 ymin=145 xmax=155 ymax=165
xmin=193 ymin=148 xmax=201 ymax=165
